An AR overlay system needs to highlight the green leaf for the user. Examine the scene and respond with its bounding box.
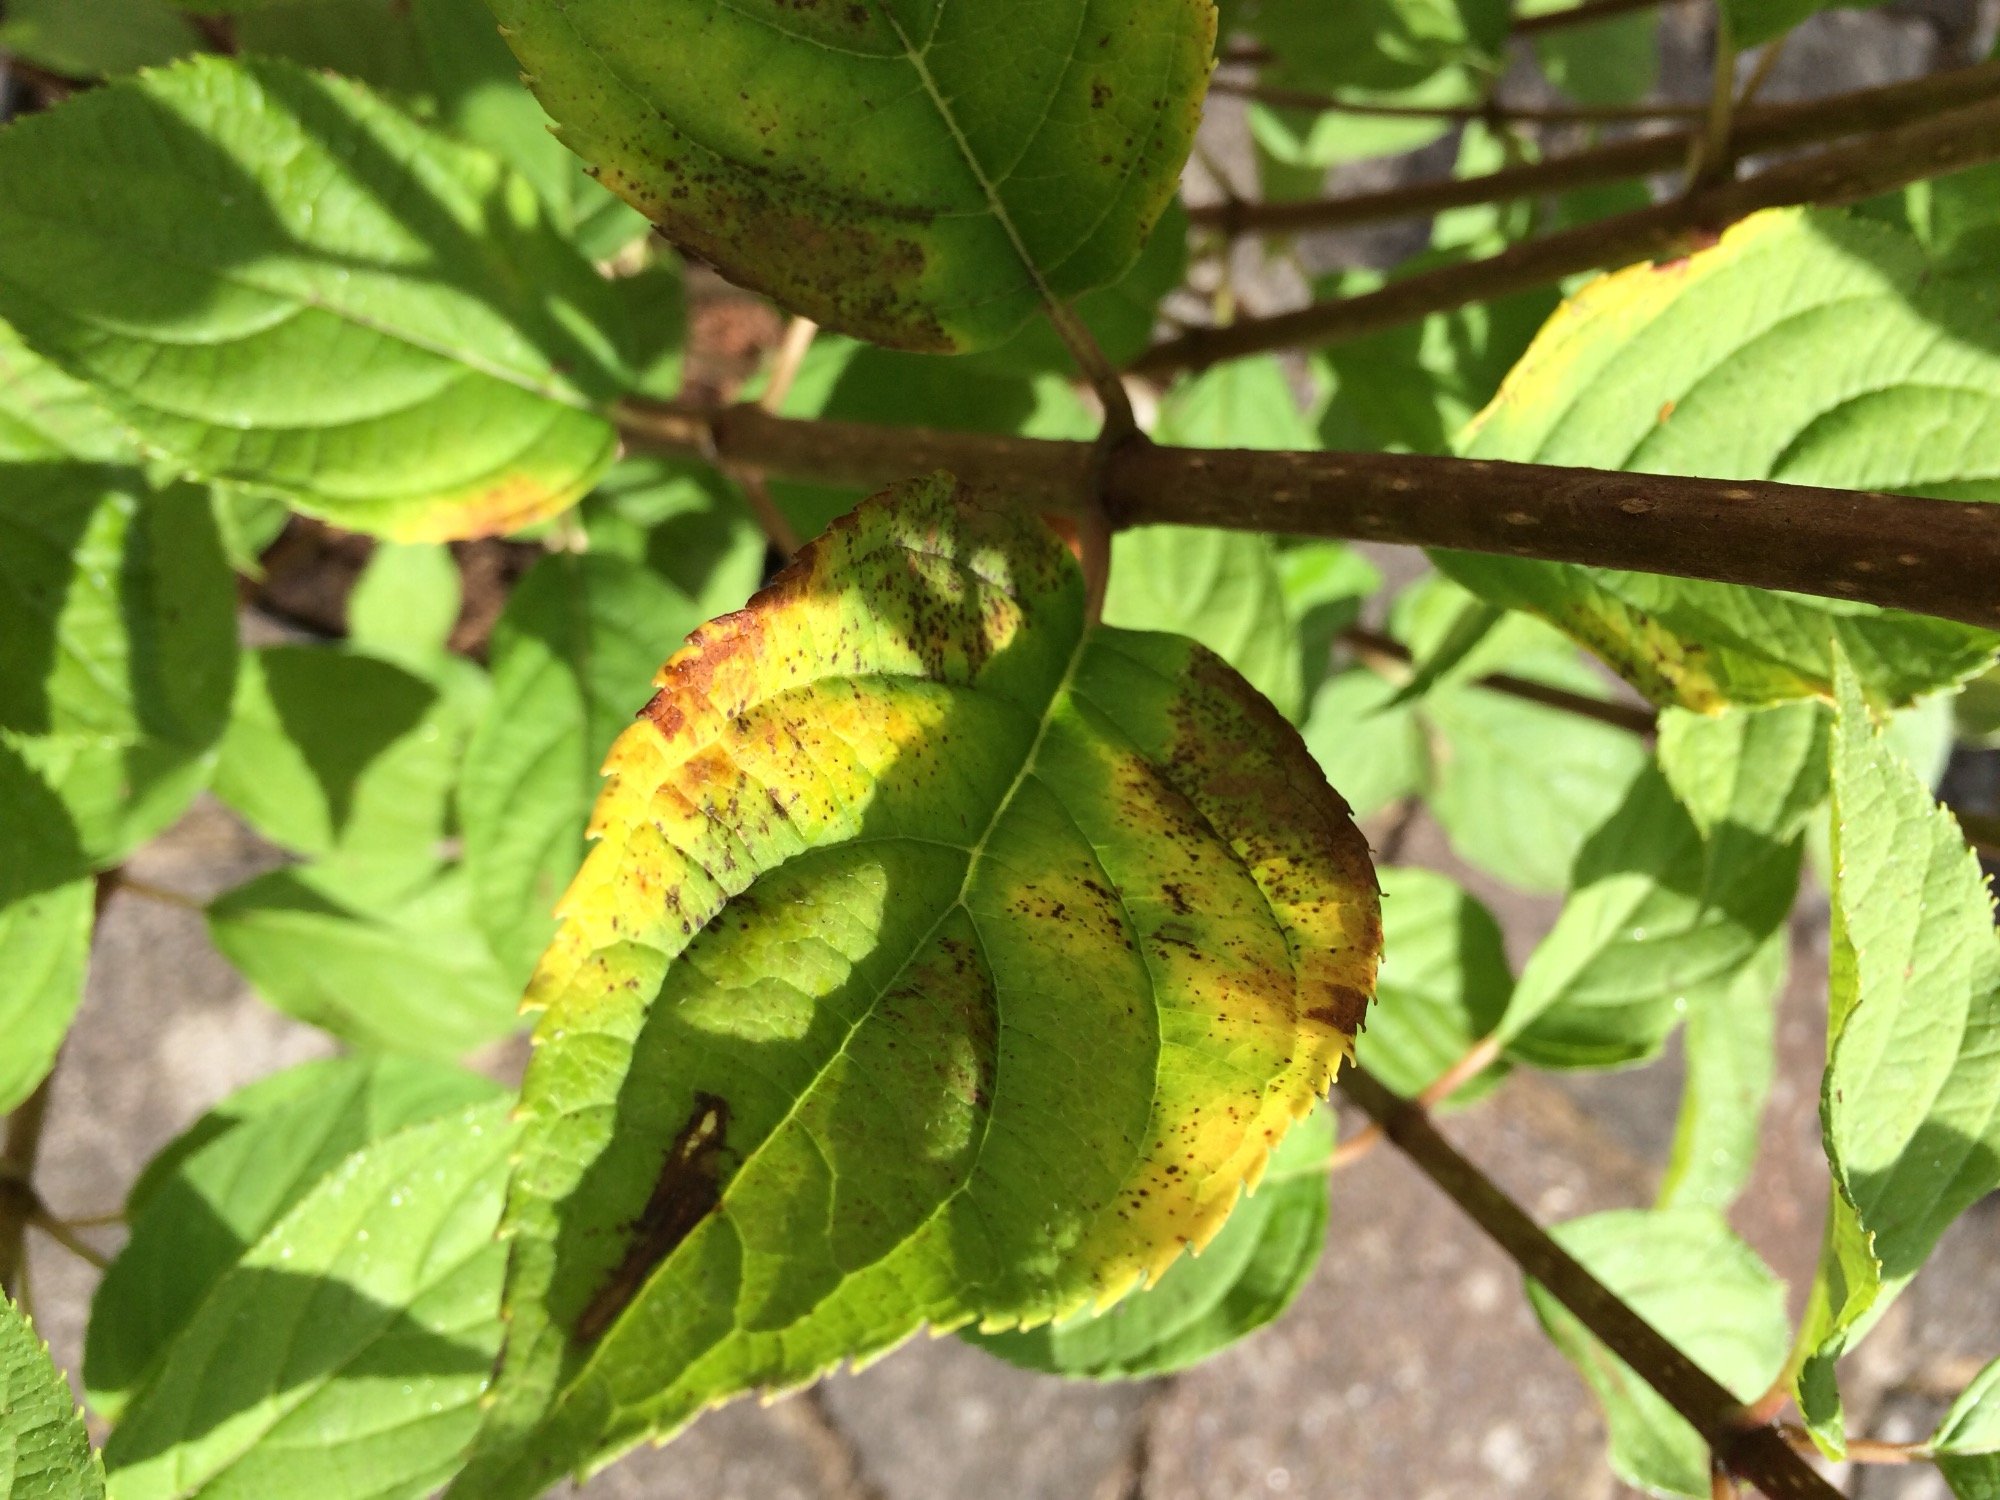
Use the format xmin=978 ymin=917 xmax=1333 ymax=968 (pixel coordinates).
xmin=1942 ymin=1456 xmax=2000 ymax=1500
xmin=447 ymin=477 xmax=1380 ymax=1498
xmin=1315 ymin=276 xmax=1558 ymax=457
xmin=961 ymin=1109 xmax=1333 ymax=1378
xmin=0 ymin=745 xmax=94 ymax=1117
xmin=0 ymin=322 xmax=139 ymax=468
xmin=1105 ymin=360 xmax=1344 ymax=721
xmin=1102 ymin=529 xmax=1307 ymax=722
xmin=577 ymin=458 xmax=768 ymax=614
xmin=1500 ymin=701 xmax=1822 ymax=1070
xmin=0 ymin=470 xmax=237 ymax=863
xmin=207 ymin=864 xmax=522 ymax=1056
xmin=1356 ymin=867 xmax=1511 ymax=1106
xmin=1247 ymin=70 xmax=1476 ymax=174
xmin=85 ymin=1056 xmax=501 ymax=1421
xmin=1656 ymin=924 xmax=1785 ymax=1212
xmin=1299 ymin=669 xmax=1431 ymax=820
xmin=1 ymin=1294 xmax=103 ymax=1500
xmin=223 ymin=0 xmax=429 ymax=93
xmin=1295 ymin=579 xmax=1652 ymax=885
xmin=1380 ymin=599 xmax=1504 ymax=710
xmin=1279 ymin=543 xmax=1383 ymax=701
xmin=405 ymin=0 xmax=650 ymax=255
xmin=1936 ymin=1357 xmax=2000 ymax=1457
xmin=1794 ymin=654 xmax=2000 ymax=1450
xmin=347 ymin=543 xmax=463 ymax=674
xmin=485 ymin=0 xmax=1211 ymax=352
xmin=1154 ymin=356 xmax=1319 ymax=453
xmin=0 ymin=0 xmax=199 ymax=78
xmin=1528 ymin=1208 xmax=1790 ymax=1498
xmin=959 ymin=202 xmax=1190 ymax=379
xmin=1518 ymin=0 xmax=1658 ymax=104
xmin=0 ymin=57 xmax=627 ymax=540
xmin=460 ymin=552 xmax=714 ymax=984
xmin=1718 ymin=0 xmax=1890 ymax=49
xmin=1423 ymin=673 xmax=1650 ymax=894
xmin=211 ymin=647 xmax=467 ymax=902
xmin=100 ymin=1103 xmax=516 ymax=1500
xmin=1440 ymin=208 xmax=2000 ymax=710
xmin=1253 ymin=0 xmax=1508 ymax=92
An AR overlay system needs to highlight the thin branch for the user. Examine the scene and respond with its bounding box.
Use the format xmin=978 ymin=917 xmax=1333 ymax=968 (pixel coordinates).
xmin=1737 ymin=38 xmax=1789 ymax=111
xmin=1338 ymin=1067 xmax=1842 ymax=1499
xmin=1777 ymin=1425 xmax=1925 ymax=1465
xmin=114 ymin=875 xmax=204 ymax=912
xmin=28 ymin=1206 xmax=109 ymax=1272
xmin=758 ymin=316 xmax=819 ymax=415
xmin=1207 ymin=77 xmax=1706 ymax=124
xmin=1186 ymin=58 xmax=2000 ymax=238
xmin=1342 ymin=625 xmax=1659 ymax=735
xmin=737 ymin=472 xmax=803 ymax=559
xmin=1048 ymin=300 xmax=1139 ymax=442
xmin=1333 ymin=1034 xmax=1506 ymax=1170
xmin=769 ymin=1385 xmax=888 ymax=1500
xmin=1686 ymin=24 xmax=1742 ymax=190
xmin=1515 ymin=0 xmax=1669 ymax=35
xmin=0 ymin=1075 xmax=54 ymax=1300
xmin=616 ymin=400 xmax=2000 ymax=632
xmin=1137 ymin=92 xmax=2000 ymax=374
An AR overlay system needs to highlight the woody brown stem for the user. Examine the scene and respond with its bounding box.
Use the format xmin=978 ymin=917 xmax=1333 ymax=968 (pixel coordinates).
xmin=616 ymin=401 xmax=2000 ymax=633
xmin=1185 ymin=60 xmax=2000 ymax=240
xmin=1140 ymin=92 xmax=2000 ymax=375
xmin=1339 ymin=1066 xmax=1842 ymax=1499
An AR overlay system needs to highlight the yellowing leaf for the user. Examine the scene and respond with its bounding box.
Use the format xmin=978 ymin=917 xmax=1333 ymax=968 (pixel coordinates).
xmin=486 ymin=0 xmax=1214 ymax=352
xmin=450 ymin=476 xmax=1380 ymax=1496
xmin=1443 ymin=208 xmax=2000 ymax=710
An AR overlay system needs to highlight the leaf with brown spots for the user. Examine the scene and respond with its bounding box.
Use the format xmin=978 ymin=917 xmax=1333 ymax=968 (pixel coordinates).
xmin=483 ymin=0 xmax=1214 ymax=351
xmin=448 ymin=474 xmax=1379 ymax=1497
xmin=1437 ymin=207 xmax=2000 ymax=711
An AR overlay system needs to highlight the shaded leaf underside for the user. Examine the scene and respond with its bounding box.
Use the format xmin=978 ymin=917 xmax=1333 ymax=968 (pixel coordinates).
xmin=453 ymin=477 xmax=1379 ymax=1496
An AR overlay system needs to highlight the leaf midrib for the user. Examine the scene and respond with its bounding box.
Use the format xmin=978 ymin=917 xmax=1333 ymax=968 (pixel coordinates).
xmin=556 ymin=625 xmax=1097 ymax=1406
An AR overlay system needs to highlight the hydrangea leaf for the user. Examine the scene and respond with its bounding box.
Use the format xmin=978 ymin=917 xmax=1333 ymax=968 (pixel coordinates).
xmin=100 ymin=1104 xmax=516 ymax=1500
xmin=1793 ymin=654 xmax=2000 ymax=1452
xmin=0 ymin=57 xmax=629 ymax=540
xmin=1528 ymin=1209 xmax=1790 ymax=1498
xmin=461 ymin=552 xmax=716 ymax=985
xmin=1441 ymin=208 xmax=2000 ymax=711
xmin=447 ymin=476 xmax=1380 ymax=1497
xmin=0 ymin=1294 xmax=103 ymax=1500
xmin=207 ymin=865 xmax=522 ymax=1057
xmin=482 ymin=0 xmax=1213 ymax=352
xmin=1656 ymin=924 xmax=1786 ymax=1213
xmin=0 ymin=469 xmax=236 ymax=865
xmin=1499 ymin=702 xmax=1823 ymax=1071
xmin=211 ymin=647 xmax=469 ymax=905
xmin=86 ymin=1056 xmax=501 ymax=1421
xmin=1357 ymin=867 xmax=1512 ymax=1107
xmin=346 ymin=544 xmax=464 ymax=676
xmin=0 ymin=743 xmax=94 ymax=1117
xmin=0 ymin=0 xmax=198 ymax=79
xmin=1936 ymin=1356 xmax=2000 ymax=1459
xmin=961 ymin=1108 xmax=1333 ymax=1379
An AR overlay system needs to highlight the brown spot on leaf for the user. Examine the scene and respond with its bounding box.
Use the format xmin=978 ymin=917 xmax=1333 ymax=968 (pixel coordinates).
xmin=573 ymin=1092 xmax=733 ymax=1345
